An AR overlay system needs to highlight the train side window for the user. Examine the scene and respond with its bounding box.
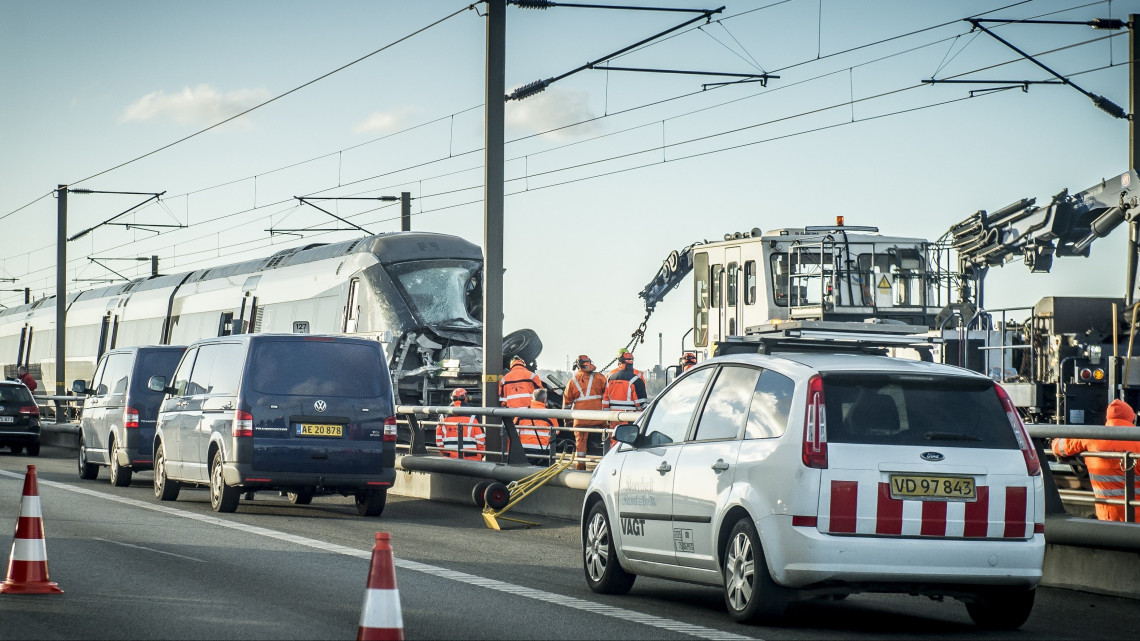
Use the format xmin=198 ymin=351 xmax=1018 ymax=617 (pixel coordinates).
xmin=346 ymin=279 xmax=360 ymax=320
xmin=218 ymin=312 xmax=234 ymax=337
xmin=744 ymin=261 xmax=757 ymax=305
xmin=694 ymin=252 xmax=709 ymax=348
xmin=727 ymin=262 xmax=738 ymax=308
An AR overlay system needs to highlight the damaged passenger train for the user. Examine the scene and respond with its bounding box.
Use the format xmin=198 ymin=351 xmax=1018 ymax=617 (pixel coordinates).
xmin=0 ymin=231 xmax=528 ymax=406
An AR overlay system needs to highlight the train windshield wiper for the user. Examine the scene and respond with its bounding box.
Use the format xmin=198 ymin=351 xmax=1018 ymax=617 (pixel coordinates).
xmin=923 ymin=431 xmax=984 ymax=442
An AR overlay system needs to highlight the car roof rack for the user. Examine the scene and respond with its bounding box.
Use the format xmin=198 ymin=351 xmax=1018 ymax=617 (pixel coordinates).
xmin=716 ymin=320 xmax=942 ymax=357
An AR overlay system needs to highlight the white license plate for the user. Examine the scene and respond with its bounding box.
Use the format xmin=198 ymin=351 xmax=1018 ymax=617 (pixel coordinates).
xmin=0 ymin=416 xmax=13 ymax=423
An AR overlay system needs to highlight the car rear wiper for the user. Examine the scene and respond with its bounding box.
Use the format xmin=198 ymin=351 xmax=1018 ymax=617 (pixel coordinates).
xmin=923 ymin=431 xmax=984 ymax=442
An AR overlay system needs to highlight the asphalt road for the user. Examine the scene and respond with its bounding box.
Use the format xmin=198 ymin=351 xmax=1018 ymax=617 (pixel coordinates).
xmin=0 ymin=447 xmax=1136 ymax=640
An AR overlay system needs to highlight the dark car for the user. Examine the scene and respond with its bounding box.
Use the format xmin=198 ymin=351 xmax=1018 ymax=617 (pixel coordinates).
xmin=148 ymin=333 xmax=397 ymax=515
xmin=0 ymin=381 xmax=41 ymax=456
xmin=73 ymin=345 xmax=186 ymax=486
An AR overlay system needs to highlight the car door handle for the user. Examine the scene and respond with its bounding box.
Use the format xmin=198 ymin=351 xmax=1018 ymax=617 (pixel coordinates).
xmin=711 ymin=459 xmax=730 ymax=472
xmin=656 ymin=461 xmax=672 ymax=474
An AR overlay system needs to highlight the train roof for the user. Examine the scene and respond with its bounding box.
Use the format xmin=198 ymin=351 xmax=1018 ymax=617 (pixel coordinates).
xmin=0 ymin=231 xmax=482 ymax=319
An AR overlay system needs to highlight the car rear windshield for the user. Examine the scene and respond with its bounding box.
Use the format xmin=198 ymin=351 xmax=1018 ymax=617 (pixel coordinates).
xmin=0 ymin=386 xmax=33 ymax=403
xmin=248 ymin=340 xmax=387 ymax=398
xmin=821 ymin=373 xmax=1018 ymax=449
xmin=133 ymin=350 xmax=185 ymax=400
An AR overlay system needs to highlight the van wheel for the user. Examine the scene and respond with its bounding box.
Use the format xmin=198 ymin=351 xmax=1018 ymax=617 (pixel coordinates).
xmin=472 ymin=481 xmax=492 ymax=508
xmin=109 ymin=439 xmax=133 ymax=487
xmin=965 ymin=587 xmax=1035 ymax=630
xmin=723 ymin=517 xmax=788 ymax=624
xmin=484 ymin=482 xmax=511 ymax=510
xmin=153 ymin=443 xmax=180 ymax=501
xmin=583 ymin=501 xmax=635 ymax=594
xmin=78 ymin=438 xmax=99 ymax=479
xmin=355 ymin=489 xmax=387 ymax=517
xmin=25 ymin=441 xmax=40 ymax=457
xmin=209 ymin=451 xmax=240 ymax=513
xmin=287 ymin=491 xmax=313 ymax=505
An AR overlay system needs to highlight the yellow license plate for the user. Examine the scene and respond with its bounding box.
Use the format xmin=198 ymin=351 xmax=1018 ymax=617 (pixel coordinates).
xmin=889 ymin=475 xmax=975 ymax=500
xmin=296 ymin=423 xmax=343 ymax=438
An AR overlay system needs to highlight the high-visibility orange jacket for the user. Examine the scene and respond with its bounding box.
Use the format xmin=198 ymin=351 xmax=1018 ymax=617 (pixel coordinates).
xmin=516 ymin=399 xmax=556 ymax=461
xmin=603 ymin=364 xmax=648 ymax=414
xmin=1053 ymin=399 xmax=1140 ymax=522
xmin=562 ymin=370 xmax=606 ymax=428
xmin=499 ymin=364 xmax=543 ymax=408
xmin=436 ymin=401 xmax=485 ymax=460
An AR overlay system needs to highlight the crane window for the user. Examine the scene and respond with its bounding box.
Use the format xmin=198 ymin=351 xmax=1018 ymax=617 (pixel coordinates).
xmin=726 ymin=262 xmax=738 ymax=308
xmin=744 ymin=261 xmax=757 ymax=305
xmin=770 ymin=252 xmax=833 ymax=308
xmin=710 ymin=264 xmax=722 ymax=309
xmin=694 ymin=252 xmax=709 ymax=347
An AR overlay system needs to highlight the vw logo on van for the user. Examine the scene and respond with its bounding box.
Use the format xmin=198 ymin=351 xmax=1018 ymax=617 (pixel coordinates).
xmin=314 ymin=400 xmax=327 ymax=413
xmin=920 ymin=451 xmax=945 ymax=462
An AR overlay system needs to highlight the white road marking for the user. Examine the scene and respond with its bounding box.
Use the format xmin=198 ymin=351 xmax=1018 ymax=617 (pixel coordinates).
xmin=0 ymin=471 xmax=756 ymax=641
xmin=92 ymin=537 xmax=207 ymax=563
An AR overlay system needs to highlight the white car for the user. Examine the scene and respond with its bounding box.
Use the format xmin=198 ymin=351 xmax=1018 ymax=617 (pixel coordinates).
xmin=581 ymin=352 xmax=1044 ymax=629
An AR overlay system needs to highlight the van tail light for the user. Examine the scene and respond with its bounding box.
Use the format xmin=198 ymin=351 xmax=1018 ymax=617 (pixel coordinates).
xmin=234 ymin=410 xmax=254 ymax=438
xmin=802 ymin=375 xmax=828 ymax=469
xmin=994 ymin=382 xmax=1040 ymax=476
xmin=383 ymin=416 xmax=398 ymax=442
xmin=124 ymin=407 xmax=140 ymax=429
xmin=19 ymin=406 xmax=39 ymax=416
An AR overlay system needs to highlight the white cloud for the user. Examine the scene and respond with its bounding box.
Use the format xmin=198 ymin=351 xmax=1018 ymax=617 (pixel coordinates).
xmin=505 ymin=87 xmax=600 ymax=139
xmin=353 ymin=107 xmax=418 ymax=135
xmin=120 ymin=84 xmax=271 ymax=126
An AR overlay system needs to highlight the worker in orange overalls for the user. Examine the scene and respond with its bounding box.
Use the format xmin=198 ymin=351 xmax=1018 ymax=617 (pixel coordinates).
xmin=1052 ymin=399 xmax=1140 ymax=522
xmin=603 ymin=351 xmax=648 ymax=448
xmin=562 ymin=354 xmax=606 ymax=470
xmin=499 ymin=355 xmax=543 ymax=409
xmin=436 ymin=388 xmax=485 ymax=460
xmin=516 ymin=388 xmax=556 ymax=466
xmin=681 ymin=352 xmax=697 ymax=372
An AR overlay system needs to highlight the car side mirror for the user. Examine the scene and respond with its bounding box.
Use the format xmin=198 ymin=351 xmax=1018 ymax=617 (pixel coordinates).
xmin=613 ymin=423 xmax=639 ymax=445
xmin=71 ymin=380 xmax=90 ymax=395
xmin=148 ymin=375 xmax=172 ymax=394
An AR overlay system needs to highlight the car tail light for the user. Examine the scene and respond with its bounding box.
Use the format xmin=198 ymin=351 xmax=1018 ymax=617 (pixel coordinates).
xmin=19 ymin=406 xmax=38 ymax=416
xmin=802 ymin=375 xmax=828 ymax=469
xmin=234 ymin=410 xmax=254 ymax=438
xmin=994 ymin=382 xmax=1040 ymax=476
xmin=124 ymin=407 xmax=139 ymax=429
xmin=383 ymin=416 xmax=397 ymax=442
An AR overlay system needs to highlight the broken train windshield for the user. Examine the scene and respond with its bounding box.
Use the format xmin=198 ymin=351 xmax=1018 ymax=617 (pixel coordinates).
xmin=384 ymin=259 xmax=482 ymax=329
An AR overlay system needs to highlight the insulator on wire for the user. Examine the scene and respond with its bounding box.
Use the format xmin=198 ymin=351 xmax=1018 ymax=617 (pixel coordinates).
xmin=1089 ymin=18 xmax=1126 ymax=30
xmin=1091 ymin=94 xmax=1128 ymax=120
xmin=512 ymin=0 xmax=553 ymax=8
xmin=506 ymin=79 xmax=550 ymax=101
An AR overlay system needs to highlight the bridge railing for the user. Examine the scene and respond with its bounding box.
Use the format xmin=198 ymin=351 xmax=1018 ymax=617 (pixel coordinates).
xmin=31 ymin=395 xmax=83 ymax=424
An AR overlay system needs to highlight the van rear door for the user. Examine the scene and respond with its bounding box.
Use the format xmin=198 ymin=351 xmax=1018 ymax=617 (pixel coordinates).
xmin=245 ymin=338 xmax=392 ymax=475
xmin=815 ymin=372 xmax=1037 ymax=539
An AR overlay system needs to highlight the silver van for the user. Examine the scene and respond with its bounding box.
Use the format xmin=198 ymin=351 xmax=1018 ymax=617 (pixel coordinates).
xmin=73 ymin=346 xmax=186 ymax=486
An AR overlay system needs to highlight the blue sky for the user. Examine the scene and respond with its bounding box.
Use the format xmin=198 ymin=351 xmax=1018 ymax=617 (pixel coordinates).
xmin=0 ymin=0 xmax=1134 ymax=370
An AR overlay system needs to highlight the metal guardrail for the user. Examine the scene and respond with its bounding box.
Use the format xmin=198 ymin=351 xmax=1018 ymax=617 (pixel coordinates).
xmin=395 ymin=405 xmax=641 ymax=467
xmin=31 ymin=395 xmax=83 ymax=424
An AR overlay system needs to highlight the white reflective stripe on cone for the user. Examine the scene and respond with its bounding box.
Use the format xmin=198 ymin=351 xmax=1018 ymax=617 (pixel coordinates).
xmin=11 ymin=538 xmax=48 ymax=562
xmin=360 ymin=588 xmax=404 ymax=629
xmin=17 ymin=496 xmax=41 ymax=518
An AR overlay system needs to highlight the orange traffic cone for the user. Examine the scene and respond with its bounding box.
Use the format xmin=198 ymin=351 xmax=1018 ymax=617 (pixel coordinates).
xmin=1 ymin=465 xmax=62 ymax=594
xmin=357 ymin=532 xmax=403 ymax=641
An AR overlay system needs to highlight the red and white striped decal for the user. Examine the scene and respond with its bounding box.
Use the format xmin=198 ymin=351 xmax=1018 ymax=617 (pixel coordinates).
xmin=822 ymin=480 xmax=1032 ymax=538
xmin=357 ymin=587 xmax=404 ymax=641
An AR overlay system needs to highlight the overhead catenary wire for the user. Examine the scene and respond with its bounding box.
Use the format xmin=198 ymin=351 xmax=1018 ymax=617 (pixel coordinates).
xmin=0 ymin=1 xmax=1126 ymax=295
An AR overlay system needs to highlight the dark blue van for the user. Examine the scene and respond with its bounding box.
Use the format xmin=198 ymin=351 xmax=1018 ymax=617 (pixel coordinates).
xmin=73 ymin=346 xmax=186 ymax=486
xmin=148 ymin=334 xmax=397 ymax=515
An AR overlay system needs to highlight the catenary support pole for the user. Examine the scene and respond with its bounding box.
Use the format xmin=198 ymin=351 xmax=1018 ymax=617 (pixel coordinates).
xmin=1126 ymin=14 xmax=1139 ymax=307
xmin=483 ymin=0 xmax=506 ymax=415
xmin=55 ymin=185 xmax=67 ymax=418
xmin=401 ymin=192 xmax=411 ymax=232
